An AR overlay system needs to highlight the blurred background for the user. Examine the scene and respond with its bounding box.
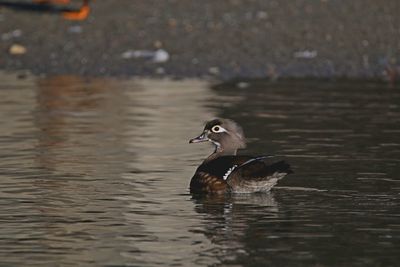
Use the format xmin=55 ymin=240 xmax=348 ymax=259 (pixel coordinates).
xmin=0 ymin=0 xmax=399 ymax=81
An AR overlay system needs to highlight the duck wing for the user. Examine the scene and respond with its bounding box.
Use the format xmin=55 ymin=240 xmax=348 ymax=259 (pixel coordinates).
xmin=226 ymin=156 xmax=292 ymax=193
xmin=190 ymin=156 xmax=252 ymax=194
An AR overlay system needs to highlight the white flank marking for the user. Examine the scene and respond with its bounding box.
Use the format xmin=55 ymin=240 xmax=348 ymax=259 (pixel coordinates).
xmin=223 ymin=165 xmax=237 ymax=180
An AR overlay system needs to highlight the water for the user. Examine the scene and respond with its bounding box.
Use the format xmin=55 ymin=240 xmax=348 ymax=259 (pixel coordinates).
xmin=0 ymin=72 xmax=399 ymax=266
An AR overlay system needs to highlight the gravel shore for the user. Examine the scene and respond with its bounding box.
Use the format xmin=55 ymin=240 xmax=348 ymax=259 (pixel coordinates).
xmin=1 ymin=0 xmax=399 ymax=80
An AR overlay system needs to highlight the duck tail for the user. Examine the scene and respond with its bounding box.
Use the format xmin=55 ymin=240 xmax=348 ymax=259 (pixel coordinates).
xmin=270 ymin=160 xmax=293 ymax=175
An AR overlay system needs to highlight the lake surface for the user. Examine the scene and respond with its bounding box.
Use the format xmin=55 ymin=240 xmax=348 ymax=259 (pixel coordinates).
xmin=0 ymin=72 xmax=399 ymax=266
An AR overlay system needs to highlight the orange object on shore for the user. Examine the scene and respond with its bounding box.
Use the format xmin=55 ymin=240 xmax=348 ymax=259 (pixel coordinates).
xmin=62 ymin=0 xmax=90 ymax=20
xmin=34 ymin=0 xmax=90 ymax=20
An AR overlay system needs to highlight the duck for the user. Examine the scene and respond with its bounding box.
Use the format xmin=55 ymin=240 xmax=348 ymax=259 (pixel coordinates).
xmin=189 ymin=118 xmax=292 ymax=194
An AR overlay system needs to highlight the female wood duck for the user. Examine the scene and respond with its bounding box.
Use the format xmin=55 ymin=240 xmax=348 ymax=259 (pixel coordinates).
xmin=189 ymin=118 xmax=292 ymax=194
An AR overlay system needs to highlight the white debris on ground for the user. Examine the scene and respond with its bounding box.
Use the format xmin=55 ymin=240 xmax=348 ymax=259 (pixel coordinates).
xmin=293 ymin=50 xmax=318 ymax=59
xmin=121 ymin=49 xmax=169 ymax=63
xmin=2 ymin=29 xmax=22 ymax=41
xmin=68 ymin=25 xmax=83 ymax=34
xmin=236 ymin=82 xmax=249 ymax=89
xmin=208 ymin=66 xmax=220 ymax=75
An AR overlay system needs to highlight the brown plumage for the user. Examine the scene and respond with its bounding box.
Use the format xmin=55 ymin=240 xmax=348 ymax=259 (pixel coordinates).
xmin=189 ymin=118 xmax=292 ymax=194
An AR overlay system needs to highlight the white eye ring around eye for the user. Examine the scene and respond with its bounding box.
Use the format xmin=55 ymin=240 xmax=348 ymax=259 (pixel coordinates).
xmin=211 ymin=125 xmax=227 ymax=133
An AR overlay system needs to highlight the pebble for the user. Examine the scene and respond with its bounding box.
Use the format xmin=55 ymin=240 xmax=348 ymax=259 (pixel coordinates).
xmin=155 ymin=67 xmax=165 ymax=74
xmin=256 ymin=11 xmax=268 ymax=20
xmin=121 ymin=49 xmax=169 ymax=63
xmin=9 ymin=44 xmax=27 ymax=55
xmin=153 ymin=49 xmax=169 ymax=63
xmin=293 ymin=50 xmax=318 ymax=59
xmin=191 ymin=58 xmax=199 ymax=65
xmin=208 ymin=66 xmax=220 ymax=75
xmin=2 ymin=29 xmax=22 ymax=41
xmin=68 ymin=25 xmax=83 ymax=34
xmin=236 ymin=82 xmax=249 ymax=89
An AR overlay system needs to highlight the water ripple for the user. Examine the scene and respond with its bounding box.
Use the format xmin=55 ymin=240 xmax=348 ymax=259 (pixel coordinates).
xmin=1 ymin=74 xmax=400 ymax=266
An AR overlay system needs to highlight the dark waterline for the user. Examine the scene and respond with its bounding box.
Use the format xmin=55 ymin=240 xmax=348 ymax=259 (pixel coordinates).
xmin=0 ymin=72 xmax=399 ymax=266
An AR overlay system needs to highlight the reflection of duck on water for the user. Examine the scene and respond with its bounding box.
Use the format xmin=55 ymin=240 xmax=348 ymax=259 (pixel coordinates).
xmin=192 ymin=193 xmax=278 ymax=216
xmin=189 ymin=118 xmax=292 ymax=194
xmin=190 ymin=192 xmax=279 ymax=256
xmin=0 ymin=0 xmax=90 ymax=20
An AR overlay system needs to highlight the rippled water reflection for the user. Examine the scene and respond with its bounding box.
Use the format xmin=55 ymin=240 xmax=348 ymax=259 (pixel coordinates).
xmin=0 ymin=72 xmax=399 ymax=266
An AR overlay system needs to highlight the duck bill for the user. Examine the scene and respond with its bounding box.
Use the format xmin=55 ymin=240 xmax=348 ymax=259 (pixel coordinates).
xmin=189 ymin=132 xmax=209 ymax=143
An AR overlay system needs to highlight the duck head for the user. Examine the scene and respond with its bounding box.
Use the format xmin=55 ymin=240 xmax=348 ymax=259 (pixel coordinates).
xmin=189 ymin=118 xmax=246 ymax=155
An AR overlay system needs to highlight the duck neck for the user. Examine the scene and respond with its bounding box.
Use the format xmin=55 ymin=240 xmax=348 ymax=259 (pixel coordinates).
xmin=205 ymin=144 xmax=237 ymax=162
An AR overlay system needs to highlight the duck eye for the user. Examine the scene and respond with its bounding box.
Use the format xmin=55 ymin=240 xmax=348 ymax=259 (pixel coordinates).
xmin=211 ymin=125 xmax=225 ymax=133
